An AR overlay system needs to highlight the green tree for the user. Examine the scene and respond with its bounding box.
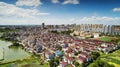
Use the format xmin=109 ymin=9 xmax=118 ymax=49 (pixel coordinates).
xmin=92 ymin=51 xmax=100 ymax=60
xmin=49 ymin=58 xmax=59 ymax=67
xmin=74 ymin=61 xmax=80 ymax=67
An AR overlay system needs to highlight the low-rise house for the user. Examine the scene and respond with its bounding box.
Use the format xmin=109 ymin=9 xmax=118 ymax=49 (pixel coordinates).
xmin=34 ymin=45 xmax=43 ymax=53
xmin=77 ymin=56 xmax=86 ymax=64
xmin=55 ymin=50 xmax=64 ymax=57
xmin=84 ymin=50 xmax=91 ymax=55
xmin=50 ymin=48 xmax=56 ymax=53
xmin=44 ymin=50 xmax=54 ymax=61
xmin=63 ymin=43 xmax=69 ymax=48
xmin=60 ymin=61 xmax=68 ymax=67
xmin=68 ymin=52 xmax=74 ymax=57
xmin=86 ymin=56 xmax=92 ymax=62
xmin=64 ymin=56 xmax=74 ymax=64
xmin=67 ymin=57 xmax=74 ymax=64
xmin=78 ymin=52 xmax=92 ymax=62
xmin=101 ymin=43 xmax=108 ymax=48
xmin=80 ymin=52 xmax=88 ymax=58
xmin=49 ymin=54 xmax=55 ymax=60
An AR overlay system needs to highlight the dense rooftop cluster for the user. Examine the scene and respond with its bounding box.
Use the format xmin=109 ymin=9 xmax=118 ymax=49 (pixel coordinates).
xmin=15 ymin=27 xmax=119 ymax=67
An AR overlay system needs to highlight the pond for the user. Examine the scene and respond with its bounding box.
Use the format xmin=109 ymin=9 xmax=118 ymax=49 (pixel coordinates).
xmin=0 ymin=40 xmax=30 ymax=63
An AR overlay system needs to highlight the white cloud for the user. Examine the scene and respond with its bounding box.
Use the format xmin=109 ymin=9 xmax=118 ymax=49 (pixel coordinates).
xmin=62 ymin=0 xmax=79 ymax=5
xmin=16 ymin=0 xmax=42 ymax=7
xmin=113 ymin=8 xmax=120 ymax=12
xmin=51 ymin=0 xmax=59 ymax=3
xmin=42 ymin=16 xmax=120 ymax=25
xmin=0 ymin=2 xmax=49 ymax=25
xmin=76 ymin=16 xmax=120 ymax=25
xmin=0 ymin=2 xmax=49 ymax=18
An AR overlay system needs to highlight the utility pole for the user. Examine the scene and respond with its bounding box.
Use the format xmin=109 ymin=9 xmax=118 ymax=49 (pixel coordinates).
xmin=3 ymin=48 xmax=4 ymax=60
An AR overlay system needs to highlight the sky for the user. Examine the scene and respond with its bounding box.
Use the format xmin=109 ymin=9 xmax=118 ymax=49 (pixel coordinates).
xmin=0 ymin=0 xmax=120 ymax=25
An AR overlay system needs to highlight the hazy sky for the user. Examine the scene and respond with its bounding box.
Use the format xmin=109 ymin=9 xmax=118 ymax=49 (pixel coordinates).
xmin=0 ymin=0 xmax=120 ymax=25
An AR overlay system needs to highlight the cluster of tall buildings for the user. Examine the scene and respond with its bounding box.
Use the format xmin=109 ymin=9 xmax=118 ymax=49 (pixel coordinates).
xmin=41 ymin=23 xmax=120 ymax=35
xmin=72 ymin=24 xmax=120 ymax=35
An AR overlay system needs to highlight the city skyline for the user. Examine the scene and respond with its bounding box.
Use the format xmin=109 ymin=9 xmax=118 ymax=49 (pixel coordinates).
xmin=0 ymin=0 xmax=120 ymax=25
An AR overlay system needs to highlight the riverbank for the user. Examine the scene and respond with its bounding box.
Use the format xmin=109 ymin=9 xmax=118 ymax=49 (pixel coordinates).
xmin=0 ymin=40 xmax=30 ymax=64
xmin=0 ymin=40 xmax=49 ymax=67
xmin=0 ymin=54 xmax=49 ymax=67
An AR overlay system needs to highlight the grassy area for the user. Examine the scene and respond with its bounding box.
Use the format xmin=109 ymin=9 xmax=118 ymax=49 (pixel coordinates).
xmin=91 ymin=49 xmax=120 ymax=67
xmin=0 ymin=56 xmax=49 ymax=67
xmin=0 ymin=50 xmax=48 ymax=67
xmin=93 ymin=36 xmax=118 ymax=42
xmin=99 ymin=37 xmax=112 ymax=42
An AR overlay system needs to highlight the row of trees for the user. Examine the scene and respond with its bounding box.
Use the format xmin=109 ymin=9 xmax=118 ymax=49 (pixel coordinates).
xmin=51 ymin=30 xmax=73 ymax=35
xmin=0 ymin=28 xmax=18 ymax=33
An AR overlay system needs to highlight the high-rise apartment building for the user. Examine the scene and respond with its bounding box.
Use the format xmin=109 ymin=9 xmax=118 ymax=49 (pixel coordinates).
xmin=111 ymin=25 xmax=120 ymax=35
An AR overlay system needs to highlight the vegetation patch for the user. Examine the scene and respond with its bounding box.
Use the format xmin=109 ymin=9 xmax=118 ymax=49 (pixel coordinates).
xmin=89 ymin=49 xmax=120 ymax=67
xmin=93 ymin=36 xmax=118 ymax=42
xmin=0 ymin=56 xmax=49 ymax=67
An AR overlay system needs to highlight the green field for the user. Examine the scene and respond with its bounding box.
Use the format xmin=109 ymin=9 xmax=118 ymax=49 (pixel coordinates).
xmin=99 ymin=37 xmax=112 ymax=42
xmin=98 ymin=49 xmax=120 ymax=67
xmin=95 ymin=36 xmax=118 ymax=42
xmin=0 ymin=56 xmax=49 ymax=67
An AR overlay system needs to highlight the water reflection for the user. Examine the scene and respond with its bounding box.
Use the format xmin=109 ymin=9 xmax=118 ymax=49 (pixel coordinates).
xmin=0 ymin=40 xmax=30 ymax=63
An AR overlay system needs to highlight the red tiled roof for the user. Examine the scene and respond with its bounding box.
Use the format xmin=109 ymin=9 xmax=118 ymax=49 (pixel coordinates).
xmin=78 ymin=56 xmax=86 ymax=62
xmin=44 ymin=50 xmax=51 ymax=55
xmin=80 ymin=52 xmax=88 ymax=56
xmin=61 ymin=61 xmax=68 ymax=66
xmin=85 ymin=50 xmax=91 ymax=52
xmin=70 ymin=64 xmax=74 ymax=67
xmin=68 ymin=57 xmax=74 ymax=61
xmin=66 ymin=47 xmax=73 ymax=53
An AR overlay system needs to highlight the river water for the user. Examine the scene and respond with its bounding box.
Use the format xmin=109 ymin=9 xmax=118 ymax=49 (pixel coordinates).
xmin=0 ymin=40 xmax=30 ymax=63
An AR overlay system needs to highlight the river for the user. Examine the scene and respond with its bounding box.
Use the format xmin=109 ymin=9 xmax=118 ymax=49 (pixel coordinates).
xmin=0 ymin=40 xmax=30 ymax=63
